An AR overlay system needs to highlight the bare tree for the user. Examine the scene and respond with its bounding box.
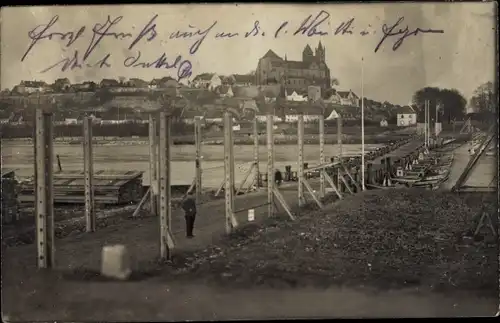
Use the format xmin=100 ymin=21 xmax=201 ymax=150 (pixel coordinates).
xmin=470 ymin=81 xmax=494 ymax=113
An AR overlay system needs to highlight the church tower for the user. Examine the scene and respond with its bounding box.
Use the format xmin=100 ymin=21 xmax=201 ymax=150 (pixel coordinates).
xmin=315 ymin=41 xmax=325 ymax=62
xmin=302 ymin=44 xmax=314 ymax=63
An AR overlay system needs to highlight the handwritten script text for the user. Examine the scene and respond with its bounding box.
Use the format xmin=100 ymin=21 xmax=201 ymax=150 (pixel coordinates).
xmin=21 ymin=11 xmax=445 ymax=79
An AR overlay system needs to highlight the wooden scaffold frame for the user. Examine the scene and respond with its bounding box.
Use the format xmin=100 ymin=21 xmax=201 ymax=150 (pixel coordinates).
xmin=266 ymin=111 xmax=295 ymax=221
xmin=459 ymin=117 xmax=473 ymax=134
xmin=126 ymin=111 xmax=176 ymax=260
xmin=296 ymin=113 xmax=345 ymax=212
xmin=221 ymin=110 xmax=295 ymax=235
xmin=214 ymin=116 xmax=261 ymax=198
xmin=178 ymin=116 xmax=204 ymax=204
xmin=134 ymin=110 xmax=176 ymax=260
xmin=34 ymin=109 xmax=177 ymax=267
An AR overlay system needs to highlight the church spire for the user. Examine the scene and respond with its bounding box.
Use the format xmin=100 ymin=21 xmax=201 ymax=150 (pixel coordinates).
xmin=316 ymin=40 xmax=325 ymax=63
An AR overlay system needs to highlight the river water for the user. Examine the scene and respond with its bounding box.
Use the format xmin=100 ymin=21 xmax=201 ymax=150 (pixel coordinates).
xmin=2 ymin=140 xmax=383 ymax=188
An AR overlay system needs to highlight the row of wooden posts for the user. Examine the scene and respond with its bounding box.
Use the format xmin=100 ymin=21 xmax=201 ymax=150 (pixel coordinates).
xmin=33 ymin=107 xmax=415 ymax=269
xmin=33 ymin=109 xmax=175 ymax=268
xmin=32 ymin=108 xmax=346 ymax=268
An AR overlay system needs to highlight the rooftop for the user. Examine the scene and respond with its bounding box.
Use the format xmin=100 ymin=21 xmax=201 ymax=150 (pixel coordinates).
xmin=396 ymin=106 xmax=416 ymax=114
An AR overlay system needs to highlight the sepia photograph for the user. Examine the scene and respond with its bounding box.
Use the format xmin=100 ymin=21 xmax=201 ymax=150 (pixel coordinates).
xmin=1 ymin=2 xmax=498 ymax=320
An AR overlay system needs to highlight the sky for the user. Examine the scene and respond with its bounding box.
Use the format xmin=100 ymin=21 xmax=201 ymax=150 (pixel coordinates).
xmin=0 ymin=3 xmax=496 ymax=106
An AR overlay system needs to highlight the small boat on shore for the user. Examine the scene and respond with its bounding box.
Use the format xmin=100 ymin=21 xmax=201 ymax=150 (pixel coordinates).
xmin=391 ymin=177 xmax=422 ymax=185
xmin=391 ymin=151 xmax=454 ymax=188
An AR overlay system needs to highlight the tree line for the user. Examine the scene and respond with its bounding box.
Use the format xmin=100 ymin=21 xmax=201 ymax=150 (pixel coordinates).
xmin=411 ymin=81 xmax=496 ymax=124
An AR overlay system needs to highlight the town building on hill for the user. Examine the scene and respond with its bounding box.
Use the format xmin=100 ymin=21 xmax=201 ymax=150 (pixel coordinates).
xmin=100 ymin=79 xmax=120 ymax=88
xmin=255 ymin=42 xmax=331 ymax=91
xmin=69 ymin=81 xmax=92 ymax=92
xmin=323 ymin=89 xmax=342 ymax=104
xmin=285 ymin=90 xmax=308 ymax=102
xmin=224 ymin=74 xmax=255 ymax=87
xmin=396 ymin=105 xmax=417 ymax=126
xmin=52 ymin=78 xmax=71 ymax=92
xmin=127 ymin=78 xmax=149 ymax=88
xmin=149 ymin=77 xmax=178 ymax=89
xmin=14 ymin=81 xmax=49 ymax=94
xmin=337 ymin=90 xmax=360 ymax=107
xmin=191 ymin=73 xmax=222 ymax=90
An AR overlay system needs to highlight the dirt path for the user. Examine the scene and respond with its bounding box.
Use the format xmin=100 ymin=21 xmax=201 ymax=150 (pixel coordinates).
xmin=442 ymin=144 xmax=472 ymax=190
xmin=441 ymin=141 xmax=496 ymax=190
xmin=2 ymin=277 xmax=497 ymax=321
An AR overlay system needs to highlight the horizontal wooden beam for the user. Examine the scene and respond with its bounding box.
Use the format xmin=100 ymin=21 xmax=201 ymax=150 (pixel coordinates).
xmin=303 ymin=161 xmax=340 ymax=174
xmin=322 ymin=169 xmax=343 ymax=199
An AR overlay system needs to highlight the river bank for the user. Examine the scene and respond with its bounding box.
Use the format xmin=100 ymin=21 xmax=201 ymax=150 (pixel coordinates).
xmin=2 ymin=132 xmax=411 ymax=146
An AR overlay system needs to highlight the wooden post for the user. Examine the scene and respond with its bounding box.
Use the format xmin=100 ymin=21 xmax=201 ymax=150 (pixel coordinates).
xmin=366 ymin=162 xmax=373 ymax=185
xmin=158 ymin=112 xmax=174 ymax=260
xmin=266 ymin=112 xmax=274 ymax=217
xmin=319 ymin=114 xmax=325 ymax=198
xmin=425 ymin=100 xmax=429 ymax=149
xmin=148 ymin=114 xmax=158 ymax=215
xmin=83 ymin=117 xmax=95 ymax=232
xmin=194 ymin=116 xmax=202 ymax=204
xmin=380 ymin=159 xmax=386 ymax=185
xmin=230 ymin=116 xmax=235 ymax=210
xmin=337 ymin=167 xmax=342 ymax=192
xmin=298 ymin=114 xmax=305 ymax=206
xmin=253 ymin=117 xmax=260 ymax=188
xmin=337 ymin=115 xmax=343 ymax=159
xmin=56 ymin=154 xmax=62 ymax=172
xmin=35 ymin=109 xmax=55 ymax=269
xmin=224 ymin=111 xmax=236 ymax=233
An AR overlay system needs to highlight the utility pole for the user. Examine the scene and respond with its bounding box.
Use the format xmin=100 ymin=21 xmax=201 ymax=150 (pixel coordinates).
xmin=360 ymin=56 xmax=366 ymax=191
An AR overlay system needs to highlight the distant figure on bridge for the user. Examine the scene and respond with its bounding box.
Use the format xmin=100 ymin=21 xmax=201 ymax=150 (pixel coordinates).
xmin=274 ymin=169 xmax=283 ymax=187
xmin=182 ymin=191 xmax=197 ymax=238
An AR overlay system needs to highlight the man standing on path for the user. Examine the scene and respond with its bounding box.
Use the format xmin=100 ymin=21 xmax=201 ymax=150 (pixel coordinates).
xmin=182 ymin=191 xmax=197 ymax=238
xmin=274 ymin=168 xmax=283 ymax=187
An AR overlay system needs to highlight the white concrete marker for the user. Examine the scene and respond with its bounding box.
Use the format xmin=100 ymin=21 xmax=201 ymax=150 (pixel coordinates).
xmin=248 ymin=209 xmax=255 ymax=222
xmin=101 ymin=244 xmax=132 ymax=280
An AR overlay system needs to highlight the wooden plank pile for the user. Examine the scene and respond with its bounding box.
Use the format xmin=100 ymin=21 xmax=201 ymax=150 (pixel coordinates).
xmin=18 ymin=170 xmax=144 ymax=205
xmin=1 ymin=169 xmax=19 ymax=224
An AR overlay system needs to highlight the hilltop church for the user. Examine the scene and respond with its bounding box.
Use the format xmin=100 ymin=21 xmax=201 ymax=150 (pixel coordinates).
xmin=255 ymin=42 xmax=331 ymax=92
